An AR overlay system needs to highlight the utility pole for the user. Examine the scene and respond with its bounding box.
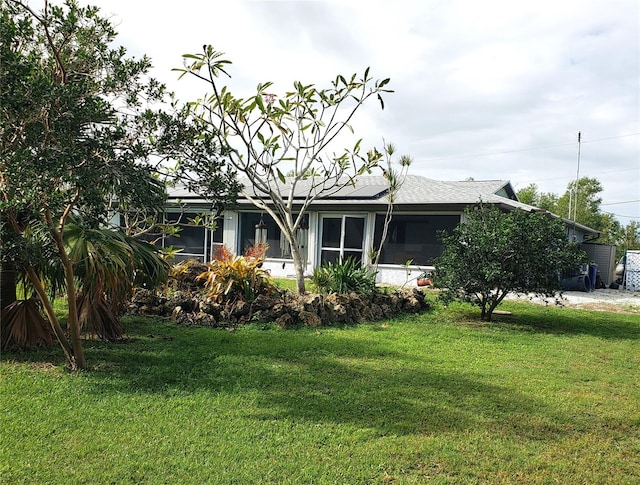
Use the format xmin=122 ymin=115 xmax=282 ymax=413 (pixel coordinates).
xmin=567 ymin=132 xmax=582 ymax=221
xmin=573 ymin=131 xmax=582 ymax=222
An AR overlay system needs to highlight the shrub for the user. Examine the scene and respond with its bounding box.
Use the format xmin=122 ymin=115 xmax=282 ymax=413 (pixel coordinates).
xmin=434 ymin=204 xmax=586 ymax=321
xmin=197 ymin=245 xmax=275 ymax=304
xmin=169 ymin=259 xmax=209 ymax=290
xmin=311 ymin=257 xmax=377 ymax=295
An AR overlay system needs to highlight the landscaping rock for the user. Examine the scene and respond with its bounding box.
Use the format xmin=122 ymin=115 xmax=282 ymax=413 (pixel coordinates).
xmin=299 ymin=310 xmax=322 ymax=327
xmin=171 ymin=260 xmax=209 ymax=290
xmin=252 ymin=292 xmax=282 ymax=311
xmin=276 ymin=313 xmax=294 ymax=329
xmin=128 ymin=282 xmax=431 ymax=329
xmin=193 ymin=312 xmax=217 ymax=327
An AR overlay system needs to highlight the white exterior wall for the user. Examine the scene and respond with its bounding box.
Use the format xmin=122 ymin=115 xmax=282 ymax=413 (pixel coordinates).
xmin=262 ymin=259 xmax=301 ymax=279
xmin=374 ymin=264 xmax=434 ymax=287
xmin=307 ymin=212 xmax=319 ymax=271
xmin=261 ymin=261 xmax=435 ymax=287
xmin=259 ymin=211 xmax=319 ymax=279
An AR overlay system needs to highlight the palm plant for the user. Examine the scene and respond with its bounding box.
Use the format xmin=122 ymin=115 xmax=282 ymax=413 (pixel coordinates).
xmin=0 ymin=298 xmax=54 ymax=350
xmin=311 ymin=257 xmax=377 ymax=295
xmin=0 ymin=218 xmax=68 ymax=351
xmin=65 ymin=222 xmax=169 ymax=341
xmin=197 ymin=244 xmax=275 ymax=304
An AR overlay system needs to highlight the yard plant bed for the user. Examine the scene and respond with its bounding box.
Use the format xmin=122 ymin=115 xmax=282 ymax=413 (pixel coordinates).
xmin=128 ymin=286 xmax=430 ymax=328
xmin=1 ymin=300 xmax=639 ymax=483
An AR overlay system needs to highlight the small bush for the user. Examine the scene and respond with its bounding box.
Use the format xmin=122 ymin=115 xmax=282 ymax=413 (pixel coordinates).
xmin=169 ymin=259 xmax=209 ymax=290
xmin=197 ymin=244 xmax=275 ymax=304
xmin=311 ymin=257 xmax=377 ymax=295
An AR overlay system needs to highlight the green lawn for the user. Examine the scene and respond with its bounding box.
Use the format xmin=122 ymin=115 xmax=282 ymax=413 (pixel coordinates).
xmin=1 ymin=300 xmax=639 ymax=484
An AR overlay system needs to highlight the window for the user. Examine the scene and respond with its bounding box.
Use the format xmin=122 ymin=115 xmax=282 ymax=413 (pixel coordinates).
xmin=373 ymin=214 xmax=459 ymax=265
xmin=163 ymin=212 xmax=223 ymax=262
xmin=120 ymin=211 xmax=222 ymax=262
xmin=320 ymin=215 xmax=366 ymax=265
xmin=239 ymin=212 xmax=304 ymax=259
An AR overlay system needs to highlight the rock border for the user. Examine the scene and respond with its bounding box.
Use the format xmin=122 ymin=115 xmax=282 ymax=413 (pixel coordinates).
xmin=128 ymin=287 xmax=430 ymax=328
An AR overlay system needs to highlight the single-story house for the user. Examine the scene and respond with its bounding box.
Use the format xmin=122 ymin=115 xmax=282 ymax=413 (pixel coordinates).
xmin=134 ymin=175 xmax=599 ymax=286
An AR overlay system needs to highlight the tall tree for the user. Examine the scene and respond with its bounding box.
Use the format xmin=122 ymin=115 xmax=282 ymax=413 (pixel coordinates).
xmin=515 ymin=183 xmax=539 ymax=206
xmin=517 ymin=178 xmax=624 ymax=245
xmin=1 ymin=1 xmax=235 ymax=368
xmin=557 ymin=177 xmax=603 ymax=228
xmin=176 ymin=46 xmax=392 ymax=293
xmin=516 ymin=183 xmax=558 ymax=212
xmin=619 ymin=221 xmax=640 ymax=253
xmin=556 ymin=177 xmax=622 ymax=244
xmin=435 ymin=205 xmax=585 ymax=321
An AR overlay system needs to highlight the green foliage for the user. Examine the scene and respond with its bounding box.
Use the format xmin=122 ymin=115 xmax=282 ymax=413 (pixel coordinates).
xmin=1 ymin=0 xmax=232 ymax=366
xmin=1 ymin=0 xmax=168 ymax=366
xmin=67 ymin=223 xmax=169 ymax=301
xmin=311 ymin=257 xmax=377 ymax=295
xmin=197 ymin=245 xmax=275 ymax=304
xmin=65 ymin=222 xmax=169 ymax=340
xmin=619 ymin=221 xmax=640 ymax=254
xmin=516 ymin=178 xmax=630 ymax=247
xmin=516 ymin=183 xmax=560 ymax=212
xmin=435 ymin=205 xmax=586 ymax=321
xmin=1 ymin=0 xmax=168 ymax=226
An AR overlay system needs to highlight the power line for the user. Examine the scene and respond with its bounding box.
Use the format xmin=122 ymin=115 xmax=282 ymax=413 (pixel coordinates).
xmin=602 ymin=211 xmax=640 ymax=219
xmin=601 ymin=199 xmax=640 ymax=206
xmin=418 ymin=132 xmax=640 ymax=162
xmin=513 ymin=167 xmax=638 ymax=186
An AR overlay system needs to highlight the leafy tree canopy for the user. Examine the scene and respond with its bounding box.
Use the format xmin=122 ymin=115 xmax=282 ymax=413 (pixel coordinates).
xmin=1 ymin=0 xmax=238 ymax=368
xmin=434 ymin=205 xmax=586 ymax=321
xmin=516 ymin=178 xmax=624 ymax=247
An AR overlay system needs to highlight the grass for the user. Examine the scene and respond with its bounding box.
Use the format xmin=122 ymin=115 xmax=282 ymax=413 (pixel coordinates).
xmin=1 ymin=298 xmax=639 ymax=484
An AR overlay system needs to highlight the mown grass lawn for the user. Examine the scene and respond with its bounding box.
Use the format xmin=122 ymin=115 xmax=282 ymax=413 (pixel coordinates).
xmin=1 ymin=298 xmax=639 ymax=484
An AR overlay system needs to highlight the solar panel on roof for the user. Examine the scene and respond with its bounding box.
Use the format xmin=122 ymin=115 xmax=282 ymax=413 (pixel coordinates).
xmin=270 ymin=183 xmax=388 ymax=199
xmin=322 ymin=184 xmax=388 ymax=199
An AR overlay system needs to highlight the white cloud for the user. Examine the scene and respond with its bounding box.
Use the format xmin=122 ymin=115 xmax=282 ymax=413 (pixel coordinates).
xmin=75 ymin=0 xmax=639 ymax=225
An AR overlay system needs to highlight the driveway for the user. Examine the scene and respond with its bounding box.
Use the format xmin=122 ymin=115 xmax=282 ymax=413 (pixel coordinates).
xmin=508 ymin=288 xmax=640 ymax=313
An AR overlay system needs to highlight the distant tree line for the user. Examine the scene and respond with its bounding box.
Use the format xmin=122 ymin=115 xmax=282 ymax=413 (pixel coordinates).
xmin=517 ymin=177 xmax=640 ymax=257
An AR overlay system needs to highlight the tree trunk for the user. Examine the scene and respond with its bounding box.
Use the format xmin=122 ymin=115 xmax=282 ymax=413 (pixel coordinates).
xmin=290 ymin=243 xmax=307 ymax=294
xmin=25 ymin=266 xmax=76 ymax=368
xmin=49 ymin=224 xmax=86 ymax=369
xmin=0 ymin=262 xmax=17 ymax=311
xmin=485 ymin=291 xmax=509 ymax=322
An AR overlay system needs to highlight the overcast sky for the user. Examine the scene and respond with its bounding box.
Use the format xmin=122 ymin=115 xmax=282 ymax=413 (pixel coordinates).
xmin=81 ymin=0 xmax=639 ymax=226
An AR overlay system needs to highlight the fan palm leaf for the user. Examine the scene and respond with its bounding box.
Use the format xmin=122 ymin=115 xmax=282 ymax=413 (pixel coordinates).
xmin=0 ymin=299 xmax=54 ymax=350
xmin=64 ymin=222 xmax=169 ymax=339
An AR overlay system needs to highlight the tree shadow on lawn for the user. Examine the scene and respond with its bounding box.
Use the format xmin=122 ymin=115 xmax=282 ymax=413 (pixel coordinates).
xmin=504 ymin=305 xmax=640 ymax=340
xmin=75 ymin=323 xmax=571 ymax=440
xmin=449 ymin=301 xmax=640 ymax=340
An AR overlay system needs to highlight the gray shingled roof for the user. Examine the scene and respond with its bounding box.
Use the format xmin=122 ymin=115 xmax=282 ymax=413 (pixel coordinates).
xmin=170 ymin=175 xmax=523 ymax=207
xmin=166 ymin=174 xmax=598 ymax=235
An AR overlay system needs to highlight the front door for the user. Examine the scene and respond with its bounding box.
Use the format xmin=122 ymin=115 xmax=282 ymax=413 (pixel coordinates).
xmin=319 ymin=215 xmax=365 ymax=265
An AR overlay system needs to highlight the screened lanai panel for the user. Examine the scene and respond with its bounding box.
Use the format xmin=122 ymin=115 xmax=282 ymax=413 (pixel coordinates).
xmin=239 ymin=212 xmax=300 ymax=259
xmin=373 ymin=214 xmax=460 ymax=265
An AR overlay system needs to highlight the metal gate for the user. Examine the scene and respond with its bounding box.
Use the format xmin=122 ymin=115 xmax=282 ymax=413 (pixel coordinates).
xmin=624 ymin=250 xmax=640 ymax=291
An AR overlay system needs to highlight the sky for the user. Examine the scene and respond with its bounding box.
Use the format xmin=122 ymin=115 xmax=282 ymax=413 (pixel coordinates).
xmin=80 ymin=0 xmax=639 ymax=226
